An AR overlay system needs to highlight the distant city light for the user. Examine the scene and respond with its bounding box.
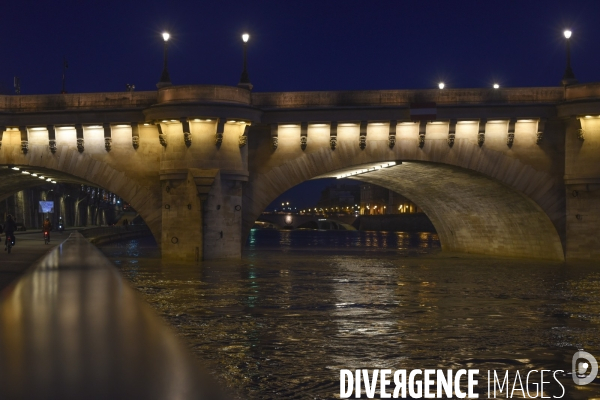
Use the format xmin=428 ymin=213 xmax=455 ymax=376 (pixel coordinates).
xmin=162 ymin=32 xmax=170 ymax=42
xmin=563 ymin=30 xmax=572 ymax=39
xmin=493 ymin=83 xmax=500 ymax=89
xmin=438 ymin=82 xmax=445 ymax=89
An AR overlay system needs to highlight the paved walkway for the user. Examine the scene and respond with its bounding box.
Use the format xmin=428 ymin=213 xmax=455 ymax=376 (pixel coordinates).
xmin=0 ymin=230 xmax=71 ymax=292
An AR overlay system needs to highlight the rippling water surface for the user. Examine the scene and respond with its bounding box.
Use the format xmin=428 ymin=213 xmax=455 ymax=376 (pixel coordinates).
xmin=100 ymin=230 xmax=600 ymax=399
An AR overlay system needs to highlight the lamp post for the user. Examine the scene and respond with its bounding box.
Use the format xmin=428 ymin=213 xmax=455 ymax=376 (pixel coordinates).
xmin=157 ymin=32 xmax=172 ymax=88
xmin=561 ymin=29 xmax=577 ymax=86
xmin=238 ymin=33 xmax=253 ymax=90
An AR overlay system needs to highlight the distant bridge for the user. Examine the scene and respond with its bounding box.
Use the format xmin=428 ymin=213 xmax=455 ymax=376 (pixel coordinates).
xmin=1 ymin=83 xmax=599 ymax=261
xmin=257 ymin=214 xmax=357 ymax=230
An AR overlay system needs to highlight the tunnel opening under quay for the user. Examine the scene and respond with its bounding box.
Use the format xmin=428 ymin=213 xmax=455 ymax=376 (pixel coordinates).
xmin=0 ymin=164 xmax=154 ymax=236
xmin=245 ymin=161 xmax=565 ymax=261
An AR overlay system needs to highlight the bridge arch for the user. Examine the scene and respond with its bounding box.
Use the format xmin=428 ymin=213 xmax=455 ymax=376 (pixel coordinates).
xmin=244 ymin=131 xmax=565 ymax=261
xmin=0 ymin=148 xmax=161 ymax=243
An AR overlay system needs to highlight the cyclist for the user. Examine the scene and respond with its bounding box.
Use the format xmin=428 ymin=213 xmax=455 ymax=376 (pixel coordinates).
xmin=43 ymin=218 xmax=53 ymax=244
xmin=4 ymin=214 xmax=16 ymax=252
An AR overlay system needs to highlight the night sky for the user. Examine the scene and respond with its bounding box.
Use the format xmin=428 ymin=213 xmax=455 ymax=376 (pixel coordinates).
xmin=2 ymin=0 xmax=599 ymax=208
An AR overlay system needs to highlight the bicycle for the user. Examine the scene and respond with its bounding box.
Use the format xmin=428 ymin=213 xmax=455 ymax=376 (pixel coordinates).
xmin=6 ymin=235 xmax=14 ymax=254
xmin=44 ymin=231 xmax=50 ymax=245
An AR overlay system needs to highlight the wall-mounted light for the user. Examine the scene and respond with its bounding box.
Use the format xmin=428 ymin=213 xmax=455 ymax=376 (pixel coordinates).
xmin=336 ymin=162 xmax=397 ymax=179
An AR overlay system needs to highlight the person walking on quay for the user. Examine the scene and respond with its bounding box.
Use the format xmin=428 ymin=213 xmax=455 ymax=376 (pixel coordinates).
xmin=43 ymin=218 xmax=53 ymax=244
xmin=4 ymin=215 xmax=16 ymax=252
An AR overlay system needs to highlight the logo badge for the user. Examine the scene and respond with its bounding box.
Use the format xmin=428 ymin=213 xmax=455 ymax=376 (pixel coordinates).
xmin=572 ymin=351 xmax=598 ymax=385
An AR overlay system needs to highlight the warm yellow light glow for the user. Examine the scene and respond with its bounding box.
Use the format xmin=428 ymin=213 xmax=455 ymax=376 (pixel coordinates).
xmin=22 ymin=171 xmax=30 ymax=175
xmin=39 ymin=176 xmax=44 ymax=179
xmin=438 ymin=82 xmax=445 ymax=89
xmin=280 ymin=124 xmax=299 ymax=128
xmin=242 ymin=33 xmax=250 ymax=43
xmin=585 ymin=115 xmax=592 ymax=118
xmin=30 ymin=127 xmax=46 ymax=131
xmin=170 ymin=120 xmax=177 ymax=122
xmin=46 ymin=178 xmax=52 ymax=182
xmin=39 ymin=176 xmax=45 ymax=180
xmin=87 ymin=125 xmax=102 ymax=129
xmin=311 ymin=124 xmax=327 ymax=127
xmin=338 ymin=123 xmax=357 ymax=127
xmin=162 ymin=32 xmax=170 ymax=41
xmin=52 ymin=181 xmax=57 ymax=184
xmin=228 ymin=120 xmax=237 ymax=123
xmin=12 ymin=167 xmax=20 ymax=170
xmin=564 ymin=30 xmax=572 ymax=39
xmin=143 ymin=123 xmax=150 ymax=126
xmin=162 ymin=120 xmax=168 ymax=123
xmin=115 ymin=124 xmax=129 ymax=128
xmin=493 ymin=83 xmax=500 ymax=89
xmin=31 ymin=173 xmax=38 ymax=177
xmin=370 ymin=123 xmax=385 ymax=126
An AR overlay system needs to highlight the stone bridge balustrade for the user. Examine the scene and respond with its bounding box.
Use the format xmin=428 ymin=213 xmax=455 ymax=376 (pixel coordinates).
xmin=0 ymin=83 xmax=599 ymax=261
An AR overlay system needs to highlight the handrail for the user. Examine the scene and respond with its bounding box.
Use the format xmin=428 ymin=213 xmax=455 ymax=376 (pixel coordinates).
xmin=0 ymin=232 xmax=230 ymax=400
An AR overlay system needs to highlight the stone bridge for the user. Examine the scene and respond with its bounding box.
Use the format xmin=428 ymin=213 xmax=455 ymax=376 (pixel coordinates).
xmin=1 ymin=83 xmax=599 ymax=261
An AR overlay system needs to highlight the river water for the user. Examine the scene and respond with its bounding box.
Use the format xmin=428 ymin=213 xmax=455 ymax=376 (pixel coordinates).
xmin=100 ymin=230 xmax=600 ymax=399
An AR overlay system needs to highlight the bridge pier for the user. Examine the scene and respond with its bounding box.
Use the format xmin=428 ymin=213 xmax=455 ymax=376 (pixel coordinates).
xmin=160 ymin=168 xmax=245 ymax=261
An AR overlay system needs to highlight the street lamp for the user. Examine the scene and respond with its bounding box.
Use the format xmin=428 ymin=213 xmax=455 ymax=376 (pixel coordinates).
xmin=238 ymin=33 xmax=253 ymax=90
xmin=493 ymin=83 xmax=500 ymax=89
xmin=157 ymin=32 xmax=172 ymax=88
xmin=438 ymin=82 xmax=445 ymax=89
xmin=561 ymin=29 xmax=577 ymax=86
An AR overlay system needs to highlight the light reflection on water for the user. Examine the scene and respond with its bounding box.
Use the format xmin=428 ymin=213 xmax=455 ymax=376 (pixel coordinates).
xmin=101 ymin=234 xmax=600 ymax=399
xmin=247 ymin=229 xmax=440 ymax=252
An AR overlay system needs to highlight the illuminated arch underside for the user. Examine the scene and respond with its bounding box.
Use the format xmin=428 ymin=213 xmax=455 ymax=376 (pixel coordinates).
xmin=0 ymin=151 xmax=161 ymax=245
xmin=322 ymin=162 xmax=564 ymax=261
